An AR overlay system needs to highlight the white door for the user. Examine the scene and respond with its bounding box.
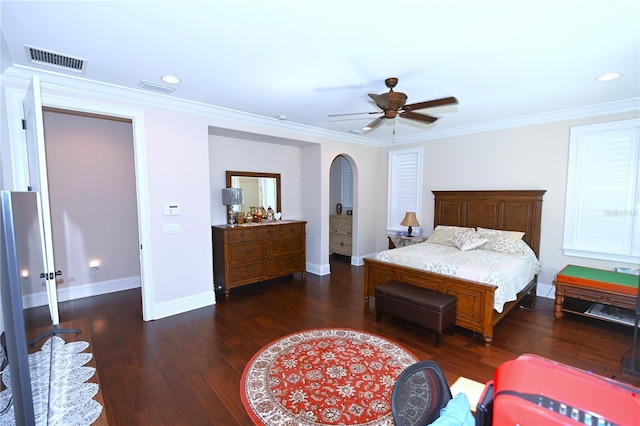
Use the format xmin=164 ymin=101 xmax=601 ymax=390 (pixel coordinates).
xmin=23 ymin=76 xmax=60 ymax=325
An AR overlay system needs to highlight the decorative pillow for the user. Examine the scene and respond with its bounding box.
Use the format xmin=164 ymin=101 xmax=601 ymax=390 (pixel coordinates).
xmin=449 ymin=229 xmax=489 ymax=251
xmin=426 ymin=225 xmax=474 ymax=246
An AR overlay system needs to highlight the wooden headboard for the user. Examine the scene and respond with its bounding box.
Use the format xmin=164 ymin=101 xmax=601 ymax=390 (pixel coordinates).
xmin=433 ymin=190 xmax=546 ymax=257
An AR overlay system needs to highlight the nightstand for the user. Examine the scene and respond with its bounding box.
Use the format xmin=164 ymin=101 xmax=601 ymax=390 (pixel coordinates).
xmin=388 ymin=235 xmax=429 ymax=249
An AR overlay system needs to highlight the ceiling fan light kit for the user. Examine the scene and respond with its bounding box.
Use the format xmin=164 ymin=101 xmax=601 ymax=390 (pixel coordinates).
xmin=331 ymin=77 xmax=458 ymax=133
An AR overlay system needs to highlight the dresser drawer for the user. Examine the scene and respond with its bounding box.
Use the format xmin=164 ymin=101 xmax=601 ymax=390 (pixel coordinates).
xmin=255 ymin=225 xmax=279 ymax=240
xmin=230 ymin=260 xmax=268 ymax=284
xmin=229 ymin=241 xmax=268 ymax=262
xmin=279 ymin=222 xmax=305 ymax=237
xmin=272 ymin=237 xmax=304 ymax=255
xmin=330 ymin=215 xmax=352 ymax=223
xmin=228 ymin=228 xmax=256 ymax=243
xmin=330 ymin=242 xmax=352 ymax=256
xmin=270 ymin=254 xmax=304 ymax=275
xmin=330 ymin=223 xmax=352 ymax=234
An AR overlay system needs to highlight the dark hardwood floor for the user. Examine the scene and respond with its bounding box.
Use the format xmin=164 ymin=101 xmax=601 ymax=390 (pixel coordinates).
xmin=25 ymin=255 xmax=640 ymax=425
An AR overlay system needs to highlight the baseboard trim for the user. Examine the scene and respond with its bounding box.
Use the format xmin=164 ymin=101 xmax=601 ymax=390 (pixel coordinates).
xmin=23 ymin=276 xmax=142 ymax=309
xmin=536 ymin=282 xmax=555 ymax=300
xmin=307 ymin=262 xmax=330 ymax=276
xmin=150 ymin=290 xmax=216 ymax=320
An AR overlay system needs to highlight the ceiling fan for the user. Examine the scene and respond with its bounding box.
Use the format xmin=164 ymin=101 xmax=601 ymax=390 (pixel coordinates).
xmin=330 ymin=77 xmax=458 ymax=131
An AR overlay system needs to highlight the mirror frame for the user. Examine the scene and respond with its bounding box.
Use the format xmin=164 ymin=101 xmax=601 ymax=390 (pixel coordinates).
xmin=226 ymin=171 xmax=281 ymax=213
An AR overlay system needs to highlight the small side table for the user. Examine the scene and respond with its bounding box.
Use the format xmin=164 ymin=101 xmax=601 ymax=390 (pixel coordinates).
xmin=388 ymin=235 xmax=429 ymax=249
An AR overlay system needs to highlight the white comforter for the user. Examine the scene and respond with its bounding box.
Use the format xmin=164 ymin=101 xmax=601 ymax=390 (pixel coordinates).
xmin=375 ymin=241 xmax=541 ymax=313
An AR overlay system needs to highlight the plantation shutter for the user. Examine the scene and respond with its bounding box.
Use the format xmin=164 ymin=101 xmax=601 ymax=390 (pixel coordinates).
xmin=341 ymin=157 xmax=353 ymax=209
xmin=388 ymin=147 xmax=423 ymax=232
xmin=563 ymin=119 xmax=640 ymax=263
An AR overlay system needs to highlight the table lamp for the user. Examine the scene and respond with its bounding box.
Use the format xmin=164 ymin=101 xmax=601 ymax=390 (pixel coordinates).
xmin=222 ymin=187 xmax=243 ymax=227
xmin=401 ymin=212 xmax=420 ymax=237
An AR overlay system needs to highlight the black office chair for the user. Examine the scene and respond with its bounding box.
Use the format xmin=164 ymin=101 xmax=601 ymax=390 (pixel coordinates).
xmin=391 ymin=360 xmax=453 ymax=426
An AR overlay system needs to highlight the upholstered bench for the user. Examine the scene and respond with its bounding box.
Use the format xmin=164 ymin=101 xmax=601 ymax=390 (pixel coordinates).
xmin=375 ymin=281 xmax=457 ymax=347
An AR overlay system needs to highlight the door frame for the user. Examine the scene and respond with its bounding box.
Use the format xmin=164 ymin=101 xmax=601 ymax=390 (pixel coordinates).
xmin=5 ymin=84 xmax=154 ymax=321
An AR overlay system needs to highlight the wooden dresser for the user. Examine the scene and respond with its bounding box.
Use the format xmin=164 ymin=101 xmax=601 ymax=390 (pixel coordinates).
xmin=212 ymin=221 xmax=306 ymax=296
xmin=329 ymin=214 xmax=352 ymax=256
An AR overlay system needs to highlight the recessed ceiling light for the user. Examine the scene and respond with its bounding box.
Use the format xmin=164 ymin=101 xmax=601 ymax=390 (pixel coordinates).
xmin=362 ymin=126 xmax=372 ymax=131
xmin=161 ymin=75 xmax=181 ymax=84
xmin=277 ymin=115 xmax=287 ymax=120
xmin=596 ymin=72 xmax=621 ymax=82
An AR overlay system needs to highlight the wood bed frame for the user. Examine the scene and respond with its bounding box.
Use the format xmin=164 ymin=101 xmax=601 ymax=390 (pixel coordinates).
xmin=364 ymin=190 xmax=546 ymax=345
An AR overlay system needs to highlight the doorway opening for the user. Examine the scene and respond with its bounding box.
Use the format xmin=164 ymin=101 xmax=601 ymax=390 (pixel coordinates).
xmin=41 ymin=108 xmax=141 ymax=315
xmin=329 ymin=155 xmax=354 ymax=264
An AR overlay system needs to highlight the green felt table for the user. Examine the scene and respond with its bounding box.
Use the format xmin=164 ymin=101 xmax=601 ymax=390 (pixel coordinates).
xmin=558 ymin=265 xmax=639 ymax=292
xmin=554 ymin=265 xmax=639 ymax=319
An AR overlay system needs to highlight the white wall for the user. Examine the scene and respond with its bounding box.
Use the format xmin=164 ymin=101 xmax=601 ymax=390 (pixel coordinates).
xmin=376 ymin=111 xmax=639 ymax=291
xmin=1 ymin=77 xmax=217 ymax=319
xmin=207 ymin=134 xmax=304 ymax=225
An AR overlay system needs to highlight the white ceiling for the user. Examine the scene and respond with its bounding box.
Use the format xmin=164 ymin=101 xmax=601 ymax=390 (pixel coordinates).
xmin=1 ymin=0 xmax=638 ymax=143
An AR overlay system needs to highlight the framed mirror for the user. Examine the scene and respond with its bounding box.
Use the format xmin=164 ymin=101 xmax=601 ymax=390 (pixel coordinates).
xmin=226 ymin=171 xmax=281 ymax=214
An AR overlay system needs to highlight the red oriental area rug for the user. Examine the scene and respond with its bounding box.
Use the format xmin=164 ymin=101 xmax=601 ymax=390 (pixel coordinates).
xmin=240 ymin=328 xmax=419 ymax=425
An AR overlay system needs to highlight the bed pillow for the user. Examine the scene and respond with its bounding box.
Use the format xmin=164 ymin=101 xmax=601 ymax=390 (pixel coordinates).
xmin=491 ymin=237 xmax=533 ymax=255
xmin=476 ymin=227 xmax=525 ymax=251
xmin=426 ymin=225 xmax=474 ymax=246
xmin=476 ymin=227 xmax=525 ymax=240
xmin=449 ymin=229 xmax=489 ymax=251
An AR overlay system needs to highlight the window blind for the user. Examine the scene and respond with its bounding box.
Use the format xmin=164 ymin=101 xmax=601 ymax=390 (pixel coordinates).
xmin=388 ymin=147 xmax=423 ymax=231
xmin=563 ymin=119 xmax=640 ymax=263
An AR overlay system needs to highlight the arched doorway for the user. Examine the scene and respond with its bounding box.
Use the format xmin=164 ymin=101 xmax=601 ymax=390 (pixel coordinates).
xmin=329 ymin=155 xmax=354 ymax=263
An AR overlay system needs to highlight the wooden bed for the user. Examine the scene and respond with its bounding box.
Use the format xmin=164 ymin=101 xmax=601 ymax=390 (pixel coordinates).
xmin=364 ymin=190 xmax=546 ymax=345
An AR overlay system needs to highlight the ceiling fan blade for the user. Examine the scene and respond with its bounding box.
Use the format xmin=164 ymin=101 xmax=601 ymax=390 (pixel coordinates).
xmin=328 ymin=111 xmax=381 ymax=117
xmin=403 ymin=96 xmax=458 ymax=112
xmin=400 ymin=111 xmax=438 ymax=123
xmin=368 ymin=93 xmax=390 ymax=109
xmin=364 ymin=116 xmax=385 ymax=130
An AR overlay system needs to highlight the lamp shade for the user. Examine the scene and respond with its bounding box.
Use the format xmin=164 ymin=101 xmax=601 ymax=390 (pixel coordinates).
xmin=221 ymin=187 xmax=243 ymax=206
xmin=400 ymin=212 xmax=420 ymax=227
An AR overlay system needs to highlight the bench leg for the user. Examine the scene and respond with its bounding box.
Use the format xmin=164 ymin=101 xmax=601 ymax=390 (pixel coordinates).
xmin=436 ymin=333 xmax=442 ymax=347
xmin=375 ymin=311 xmax=382 ymax=322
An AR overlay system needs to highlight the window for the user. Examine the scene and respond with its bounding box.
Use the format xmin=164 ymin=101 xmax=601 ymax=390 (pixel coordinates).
xmin=563 ymin=119 xmax=640 ymax=263
xmin=388 ymin=147 xmax=423 ymax=232
xmin=340 ymin=156 xmax=353 ymax=210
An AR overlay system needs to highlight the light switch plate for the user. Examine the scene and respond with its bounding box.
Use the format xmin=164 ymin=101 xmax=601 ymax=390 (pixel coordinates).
xmin=163 ymin=223 xmax=181 ymax=234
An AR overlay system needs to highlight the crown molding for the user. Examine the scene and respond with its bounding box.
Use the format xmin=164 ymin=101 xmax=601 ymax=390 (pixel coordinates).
xmin=3 ymin=66 xmax=637 ymax=148
xmin=1 ymin=66 xmax=379 ymax=147
xmin=389 ymin=98 xmax=640 ymax=146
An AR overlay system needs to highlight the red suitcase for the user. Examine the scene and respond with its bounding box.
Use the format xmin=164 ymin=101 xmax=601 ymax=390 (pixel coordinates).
xmin=490 ymin=354 xmax=640 ymax=425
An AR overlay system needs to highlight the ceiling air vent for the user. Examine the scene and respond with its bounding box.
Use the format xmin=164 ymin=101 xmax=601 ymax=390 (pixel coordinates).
xmin=25 ymin=45 xmax=87 ymax=73
xmin=137 ymin=80 xmax=176 ymax=94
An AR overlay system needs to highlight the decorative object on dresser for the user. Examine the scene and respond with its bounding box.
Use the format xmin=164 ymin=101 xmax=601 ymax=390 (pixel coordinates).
xmin=212 ymin=221 xmax=306 ymax=297
xmin=221 ymin=187 xmax=243 ymax=227
xmin=400 ymin=211 xmax=420 ymax=237
xmin=329 ymin=214 xmax=352 ymax=256
xmin=364 ymin=190 xmax=545 ymax=345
